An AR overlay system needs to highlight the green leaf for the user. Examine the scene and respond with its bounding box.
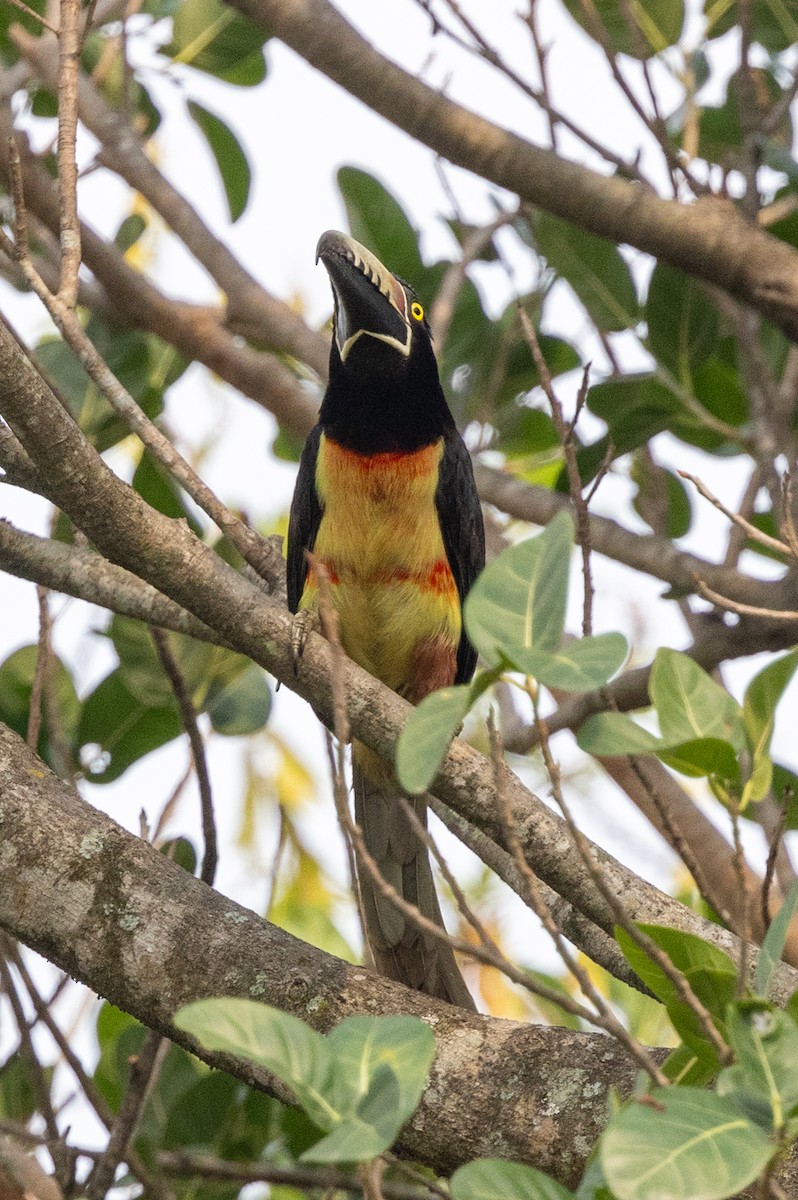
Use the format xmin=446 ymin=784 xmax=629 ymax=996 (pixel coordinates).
xmin=0 ymin=645 xmax=80 ymax=769
xmin=464 ymin=511 xmax=573 ymax=666
xmin=174 ymin=999 xmax=338 ymax=1131
xmin=579 ymin=375 xmax=679 ymax=483
xmin=650 ymin=649 xmax=745 ymax=750
xmin=132 ymin=450 xmax=203 ymax=535
xmin=704 ymin=0 xmax=798 ymax=52
xmin=0 ymin=1055 xmax=52 ymax=1124
xmin=337 ymin=167 xmax=426 ymax=290
xmin=535 ymin=213 xmax=639 ymax=331
xmin=77 ymin=669 xmax=182 ymax=783
xmin=497 ymin=407 xmax=560 ymax=461
xmin=718 ymin=1001 xmax=798 ymax=1130
xmin=187 ymin=100 xmax=251 ymax=222
xmin=165 ymin=0 xmax=268 ymax=84
xmin=615 ymin=924 xmax=736 ymax=1066
xmin=742 ymin=650 xmax=798 ymax=806
xmin=646 ymin=263 xmax=718 ymax=382
xmin=754 ymin=879 xmax=798 ymax=997
xmin=769 ymin=762 xmax=798 ymax=828
xmin=560 ymin=0 xmax=685 ymax=58
xmin=601 ymin=1088 xmax=774 ymax=1200
xmin=452 ymin=1157 xmax=575 ymax=1200
xmin=577 ymin=712 xmax=661 ymax=758
xmin=176 ymin=1002 xmax=435 ymax=1164
xmin=396 ymin=684 xmax=472 ymax=794
xmin=324 ymin=1015 xmax=435 ymax=1123
xmin=206 ymin=663 xmax=272 ymax=735
xmin=301 ymin=1015 xmax=436 ymax=1161
xmin=631 ymin=456 xmax=692 ymax=539
xmin=507 ymin=633 xmax=628 ymax=692
xmin=114 ymin=214 xmax=147 ymax=253
xmin=657 ymin=737 xmax=740 ymax=782
xmin=661 ymin=1042 xmax=717 ymax=1087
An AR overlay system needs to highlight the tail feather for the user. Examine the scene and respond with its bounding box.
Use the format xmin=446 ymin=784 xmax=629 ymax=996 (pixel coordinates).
xmin=353 ymin=748 xmax=475 ymax=1010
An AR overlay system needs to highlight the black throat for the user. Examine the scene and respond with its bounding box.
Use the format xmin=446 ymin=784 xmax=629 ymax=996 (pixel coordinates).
xmin=319 ymin=340 xmax=455 ymax=454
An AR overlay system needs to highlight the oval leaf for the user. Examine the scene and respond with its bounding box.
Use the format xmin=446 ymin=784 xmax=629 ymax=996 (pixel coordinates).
xmin=174 ymin=998 xmax=337 ymax=1131
xmin=464 ymin=511 xmax=573 ymax=666
xmin=577 ymin=712 xmax=661 ymax=758
xmin=187 ymin=100 xmax=251 ymax=222
xmin=396 ymin=685 xmax=472 ymax=794
xmin=452 ymin=1157 xmax=574 ymax=1200
xmin=535 ymin=213 xmax=639 ymax=331
xmin=507 ymin=632 xmax=627 ymax=692
xmin=650 ymin=648 xmax=744 ymax=750
xmin=601 ymin=1088 xmax=773 ymax=1200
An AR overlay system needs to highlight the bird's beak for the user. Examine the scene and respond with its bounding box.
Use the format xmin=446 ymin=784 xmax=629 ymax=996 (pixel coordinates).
xmin=316 ymin=230 xmax=411 ymax=363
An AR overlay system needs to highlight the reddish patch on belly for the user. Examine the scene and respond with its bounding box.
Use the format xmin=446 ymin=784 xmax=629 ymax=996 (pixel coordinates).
xmin=309 ymin=557 xmax=456 ymax=595
xmin=405 ymin=635 xmax=458 ymax=703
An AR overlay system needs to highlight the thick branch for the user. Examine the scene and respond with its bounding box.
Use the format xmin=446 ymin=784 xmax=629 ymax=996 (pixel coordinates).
xmin=0 ymin=721 xmax=642 ymax=1186
xmin=0 ymin=520 xmax=232 ymax=646
xmin=228 ymin=0 xmax=798 ymax=343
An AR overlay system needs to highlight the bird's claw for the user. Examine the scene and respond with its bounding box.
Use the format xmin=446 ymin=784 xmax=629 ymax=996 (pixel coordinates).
xmin=291 ymin=609 xmax=320 ymax=674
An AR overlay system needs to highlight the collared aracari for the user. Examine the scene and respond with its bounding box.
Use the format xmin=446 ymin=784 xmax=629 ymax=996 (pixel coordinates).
xmin=287 ymin=230 xmax=485 ymax=1009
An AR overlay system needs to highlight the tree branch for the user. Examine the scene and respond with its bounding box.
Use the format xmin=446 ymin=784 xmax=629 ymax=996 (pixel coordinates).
xmin=0 ymin=318 xmax=795 ymax=991
xmin=227 ymin=0 xmax=798 ymax=344
xmin=0 ymin=720 xmax=646 ymax=1188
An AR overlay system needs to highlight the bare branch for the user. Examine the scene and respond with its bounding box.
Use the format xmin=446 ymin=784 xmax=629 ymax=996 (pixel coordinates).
xmin=225 ymin=0 xmax=798 ymax=342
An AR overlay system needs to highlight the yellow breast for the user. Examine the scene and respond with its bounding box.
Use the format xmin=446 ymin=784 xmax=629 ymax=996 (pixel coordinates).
xmin=300 ymin=435 xmax=461 ymax=693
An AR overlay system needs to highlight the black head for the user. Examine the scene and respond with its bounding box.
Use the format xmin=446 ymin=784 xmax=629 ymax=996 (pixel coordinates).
xmin=316 ymin=230 xmax=454 ymax=453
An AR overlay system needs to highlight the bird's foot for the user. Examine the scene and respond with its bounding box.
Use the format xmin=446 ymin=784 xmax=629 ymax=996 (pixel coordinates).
xmin=290 ymin=608 xmax=320 ymax=674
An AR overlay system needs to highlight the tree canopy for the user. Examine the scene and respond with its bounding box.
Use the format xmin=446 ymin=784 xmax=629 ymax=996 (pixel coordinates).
xmin=4 ymin=0 xmax=798 ymax=1197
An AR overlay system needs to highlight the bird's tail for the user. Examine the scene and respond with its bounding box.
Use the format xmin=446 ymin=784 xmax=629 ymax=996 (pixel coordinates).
xmin=352 ymin=744 xmax=475 ymax=1010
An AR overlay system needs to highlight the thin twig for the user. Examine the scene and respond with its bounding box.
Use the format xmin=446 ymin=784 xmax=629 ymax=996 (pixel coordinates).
xmin=625 ymin=756 xmax=734 ymax=926
xmin=679 ymin=470 xmax=792 ymax=558
xmin=532 ymin=699 xmax=733 ymax=1065
xmin=85 ymin=1031 xmax=171 ymax=1200
xmin=693 ymin=576 xmax=798 ymax=622
xmin=5 ymin=0 xmax=59 ymax=31
xmin=762 ymin=797 xmax=790 ymax=937
xmin=730 ymin=803 xmax=753 ymax=996
xmin=487 ymin=711 xmax=668 ymax=1084
xmin=0 ymin=149 xmax=284 ymax=589
xmin=26 ymin=585 xmax=51 ymax=751
xmin=157 ymin=1151 xmax=440 ymax=1200
xmin=0 ymin=944 xmax=69 ymax=1186
xmin=395 ymin=792 xmax=493 ymax=947
xmin=150 ymin=627 xmax=217 ymax=886
xmin=519 ymin=309 xmax=594 ymax=634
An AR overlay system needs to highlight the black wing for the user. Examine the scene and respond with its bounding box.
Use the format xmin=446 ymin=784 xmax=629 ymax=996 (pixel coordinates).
xmin=286 ymin=424 xmax=324 ymax=613
xmin=435 ymin=427 xmax=485 ymax=684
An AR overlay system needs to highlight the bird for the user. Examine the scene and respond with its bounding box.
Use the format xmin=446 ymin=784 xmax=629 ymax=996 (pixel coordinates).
xmin=287 ymin=230 xmax=485 ymax=1009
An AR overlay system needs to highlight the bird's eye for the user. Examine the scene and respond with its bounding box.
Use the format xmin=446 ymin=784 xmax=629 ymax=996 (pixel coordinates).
xmin=410 ymin=301 xmax=424 ymax=321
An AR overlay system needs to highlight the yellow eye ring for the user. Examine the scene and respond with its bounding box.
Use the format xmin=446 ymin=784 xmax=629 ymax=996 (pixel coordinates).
xmin=410 ymin=301 xmax=424 ymax=321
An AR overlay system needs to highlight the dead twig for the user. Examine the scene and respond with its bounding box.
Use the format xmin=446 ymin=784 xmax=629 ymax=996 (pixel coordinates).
xmin=679 ymin=470 xmax=792 ymax=558
xmin=26 ymin=585 xmax=51 ymax=751
xmin=519 ymin=309 xmax=595 ymax=634
xmin=150 ymin=627 xmax=217 ymax=887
